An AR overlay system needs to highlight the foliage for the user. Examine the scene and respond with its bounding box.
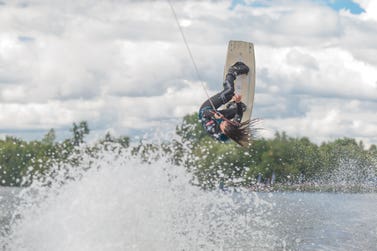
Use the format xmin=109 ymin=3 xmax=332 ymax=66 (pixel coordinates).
xmin=0 ymin=114 xmax=376 ymax=191
xmin=175 ymin=113 xmax=377 ymax=189
xmin=0 ymin=122 xmax=130 ymax=187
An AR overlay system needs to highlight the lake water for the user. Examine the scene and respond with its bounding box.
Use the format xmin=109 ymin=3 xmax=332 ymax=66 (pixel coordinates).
xmin=264 ymin=192 xmax=377 ymax=250
xmin=1 ymin=189 xmax=376 ymax=250
xmin=0 ymin=149 xmax=376 ymax=250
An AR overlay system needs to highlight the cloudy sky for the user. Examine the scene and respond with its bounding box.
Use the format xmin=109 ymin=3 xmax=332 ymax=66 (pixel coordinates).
xmin=0 ymin=0 xmax=377 ymax=145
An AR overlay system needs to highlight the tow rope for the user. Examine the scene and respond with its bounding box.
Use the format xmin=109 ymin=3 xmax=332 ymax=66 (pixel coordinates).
xmin=167 ymin=0 xmax=217 ymax=112
xmin=210 ymin=110 xmax=240 ymax=127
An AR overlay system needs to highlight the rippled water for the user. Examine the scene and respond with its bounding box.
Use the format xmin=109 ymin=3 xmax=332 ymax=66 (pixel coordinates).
xmin=266 ymin=192 xmax=377 ymax=250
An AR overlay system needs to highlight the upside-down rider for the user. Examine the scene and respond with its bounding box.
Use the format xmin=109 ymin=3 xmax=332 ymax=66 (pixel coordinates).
xmin=198 ymin=62 xmax=251 ymax=147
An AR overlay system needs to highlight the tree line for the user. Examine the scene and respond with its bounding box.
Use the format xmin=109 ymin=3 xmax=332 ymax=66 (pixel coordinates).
xmin=1 ymin=115 xmax=376 ymax=191
xmin=174 ymin=113 xmax=377 ymax=190
xmin=0 ymin=122 xmax=129 ymax=187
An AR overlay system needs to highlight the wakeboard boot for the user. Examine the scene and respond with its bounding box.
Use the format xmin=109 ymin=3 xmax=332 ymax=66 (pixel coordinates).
xmin=228 ymin=61 xmax=249 ymax=77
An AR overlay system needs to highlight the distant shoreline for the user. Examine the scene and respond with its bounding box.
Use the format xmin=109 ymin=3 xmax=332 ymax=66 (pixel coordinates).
xmin=2 ymin=183 xmax=377 ymax=194
xmin=245 ymin=183 xmax=377 ymax=193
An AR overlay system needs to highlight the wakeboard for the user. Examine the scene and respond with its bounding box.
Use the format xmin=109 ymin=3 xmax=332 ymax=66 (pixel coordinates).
xmin=223 ymin=40 xmax=256 ymax=122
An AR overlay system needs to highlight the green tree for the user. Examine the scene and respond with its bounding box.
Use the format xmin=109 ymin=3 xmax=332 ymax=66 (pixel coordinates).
xmin=42 ymin=128 xmax=56 ymax=145
xmin=71 ymin=121 xmax=90 ymax=146
xmin=176 ymin=113 xmax=207 ymax=145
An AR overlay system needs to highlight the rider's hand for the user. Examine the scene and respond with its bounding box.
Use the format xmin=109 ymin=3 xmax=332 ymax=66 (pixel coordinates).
xmin=232 ymin=94 xmax=242 ymax=103
xmin=214 ymin=112 xmax=222 ymax=119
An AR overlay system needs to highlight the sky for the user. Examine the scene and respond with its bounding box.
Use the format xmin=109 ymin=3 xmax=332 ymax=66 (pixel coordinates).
xmin=0 ymin=0 xmax=377 ymax=145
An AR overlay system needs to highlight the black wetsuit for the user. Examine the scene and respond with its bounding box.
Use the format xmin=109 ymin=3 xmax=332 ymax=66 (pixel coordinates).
xmin=198 ymin=73 xmax=244 ymax=141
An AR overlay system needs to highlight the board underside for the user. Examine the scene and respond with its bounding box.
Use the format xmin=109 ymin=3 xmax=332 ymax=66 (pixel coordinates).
xmin=223 ymin=40 xmax=256 ymax=122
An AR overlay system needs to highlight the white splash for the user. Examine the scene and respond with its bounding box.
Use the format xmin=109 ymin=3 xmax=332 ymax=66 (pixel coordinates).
xmin=3 ymin=144 xmax=279 ymax=251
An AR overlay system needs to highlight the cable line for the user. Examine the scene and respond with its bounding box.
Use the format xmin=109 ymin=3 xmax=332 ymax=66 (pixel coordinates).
xmin=167 ymin=0 xmax=217 ymax=111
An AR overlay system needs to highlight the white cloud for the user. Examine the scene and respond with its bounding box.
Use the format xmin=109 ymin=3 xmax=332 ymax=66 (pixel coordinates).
xmin=256 ymin=46 xmax=377 ymax=99
xmin=0 ymin=0 xmax=377 ymax=144
xmin=117 ymin=80 xmax=207 ymax=130
xmin=0 ymin=99 xmax=104 ymax=130
xmin=354 ymin=0 xmax=377 ymax=21
xmin=263 ymin=97 xmax=377 ymax=147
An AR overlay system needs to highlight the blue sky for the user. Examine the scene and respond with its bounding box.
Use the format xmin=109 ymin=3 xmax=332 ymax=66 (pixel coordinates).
xmin=231 ymin=0 xmax=365 ymax=14
xmin=0 ymin=0 xmax=377 ymax=145
xmin=317 ymin=0 xmax=365 ymax=13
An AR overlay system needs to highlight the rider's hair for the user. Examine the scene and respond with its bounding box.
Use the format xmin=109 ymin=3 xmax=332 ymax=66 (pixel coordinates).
xmin=222 ymin=119 xmax=260 ymax=147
